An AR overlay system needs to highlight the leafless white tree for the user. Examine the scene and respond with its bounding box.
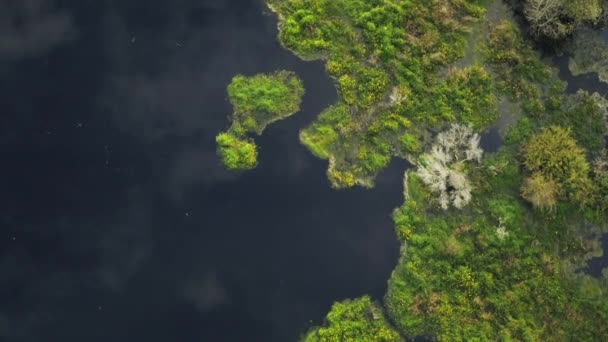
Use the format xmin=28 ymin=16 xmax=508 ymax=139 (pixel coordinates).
xmin=524 ymin=0 xmax=564 ymax=38
xmin=416 ymin=124 xmax=483 ymax=210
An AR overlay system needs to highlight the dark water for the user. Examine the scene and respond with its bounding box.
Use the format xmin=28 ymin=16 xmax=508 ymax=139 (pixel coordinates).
xmin=587 ymin=235 xmax=608 ymax=278
xmin=0 ymin=1 xmax=403 ymax=341
xmin=480 ymin=127 xmax=502 ymax=153
xmin=554 ymin=54 xmax=608 ymax=96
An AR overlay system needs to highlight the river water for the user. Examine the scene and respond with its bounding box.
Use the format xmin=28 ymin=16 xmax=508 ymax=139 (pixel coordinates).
xmin=0 ymin=1 xmax=404 ymax=341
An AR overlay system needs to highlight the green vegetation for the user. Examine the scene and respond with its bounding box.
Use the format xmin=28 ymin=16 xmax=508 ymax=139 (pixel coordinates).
xmin=216 ymin=71 xmax=304 ymax=170
xmin=269 ymin=0 xmax=495 ymax=188
xmin=303 ymin=296 xmax=402 ymax=342
xmin=387 ymin=164 xmax=608 ymax=341
xmin=521 ymin=173 xmax=559 ymax=210
xmin=216 ymin=133 xmax=258 ymax=171
xmin=262 ymin=0 xmax=608 ymax=341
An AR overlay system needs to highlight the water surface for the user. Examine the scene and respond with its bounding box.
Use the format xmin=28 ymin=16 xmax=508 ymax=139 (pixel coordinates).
xmin=0 ymin=1 xmax=402 ymax=340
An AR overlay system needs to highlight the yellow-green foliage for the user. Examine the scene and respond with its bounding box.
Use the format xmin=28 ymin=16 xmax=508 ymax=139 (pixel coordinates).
xmin=300 ymin=104 xmax=351 ymax=160
xmin=304 ymin=296 xmax=402 ymax=342
xmin=521 ymin=173 xmax=559 ymax=210
xmin=521 ymin=126 xmax=593 ymax=206
xmin=485 ymin=17 xmax=608 ymax=215
xmin=437 ymin=66 xmax=497 ymax=129
xmin=217 ymin=70 xmax=304 ymax=171
xmin=270 ymin=0 xmax=494 ymax=188
xmin=523 ymin=0 xmax=605 ymax=39
xmin=483 ymin=20 xmax=556 ymax=101
xmin=386 ymin=156 xmax=608 ymax=341
xmin=227 ymin=70 xmax=304 ymax=132
xmin=216 ymin=133 xmax=258 ymax=171
xmin=550 ymin=90 xmax=608 ymax=155
xmin=562 ymin=0 xmax=603 ymax=23
xmin=321 ymin=15 xmax=608 ymax=342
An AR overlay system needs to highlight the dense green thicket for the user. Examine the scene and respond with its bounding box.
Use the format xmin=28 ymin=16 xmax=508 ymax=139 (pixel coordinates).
xmin=269 ymin=0 xmax=495 ymax=188
xmin=303 ymin=296 xmax=402 ymax=342
xmin=216 ymin=71 xmax=304 ymax=170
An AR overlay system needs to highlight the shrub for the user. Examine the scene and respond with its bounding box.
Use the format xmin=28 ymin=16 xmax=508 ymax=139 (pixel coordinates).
xmin=521 ymin=173 xmax=560 ymax=210
xmin=215 ymin=133 xmax=258 ymax=171
xmin=521 ymin=126 xmax=592 ymax=206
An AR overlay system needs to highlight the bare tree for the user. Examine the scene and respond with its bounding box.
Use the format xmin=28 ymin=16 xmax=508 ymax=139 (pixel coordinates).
xmin=524 ymin=0 xmax=567 ymax=39
xmin=416 ymin=124 xmax=483 ymax=210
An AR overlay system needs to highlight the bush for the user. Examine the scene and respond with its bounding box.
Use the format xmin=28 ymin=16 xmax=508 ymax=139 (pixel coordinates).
xmin=216 ymin=133 xmax=258 ymax=171
xmin=521 ymin=173 xmax=560 ymax=210
xmin=521 ymin=126 xmax=592 ymax=206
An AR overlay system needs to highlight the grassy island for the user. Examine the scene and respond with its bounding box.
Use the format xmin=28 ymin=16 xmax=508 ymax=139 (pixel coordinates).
xmin=261 ymin=0 xmax=608 ymax=341
xmin=216 ymin=70 xmax=304 ymax=171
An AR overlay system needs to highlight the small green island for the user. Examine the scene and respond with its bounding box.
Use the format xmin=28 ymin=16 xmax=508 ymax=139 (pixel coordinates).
xmin=216 ymin=70 xmax=304 ymax=171
xmin=260 ymin=0 xmax=608 ymax=341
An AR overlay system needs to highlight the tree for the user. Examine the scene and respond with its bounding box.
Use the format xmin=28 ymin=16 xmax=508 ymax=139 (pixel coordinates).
xmin=215 ymin=133 xmax=258 ymax=171
xmin=521 ymin=173 xmax=559 ymax=210
xmin=524 ymin=0 xmax=568 ymax=39
xmin=417 ymin=124 xmax=482 ymax=210
xmin=521 ymin=126 xmax=591 ymax=206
